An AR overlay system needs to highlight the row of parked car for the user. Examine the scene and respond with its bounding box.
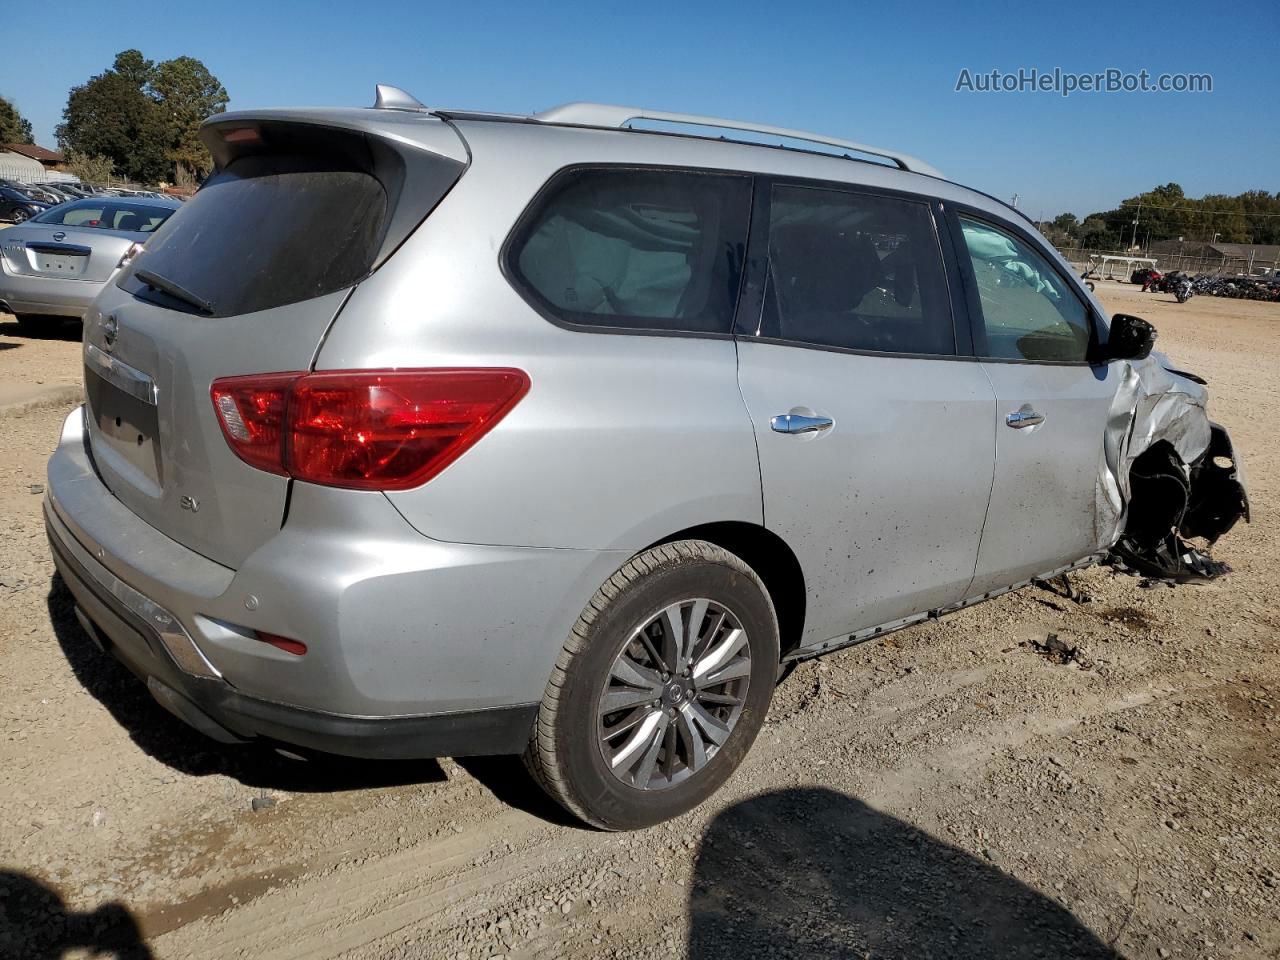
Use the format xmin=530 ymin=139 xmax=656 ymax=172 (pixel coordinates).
xmin=0 ymin=178 xmax=173 ymax=223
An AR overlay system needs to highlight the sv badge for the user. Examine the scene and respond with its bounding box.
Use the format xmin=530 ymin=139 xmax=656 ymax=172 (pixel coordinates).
xmin=179 ymin=495 xmax=200 ymax=513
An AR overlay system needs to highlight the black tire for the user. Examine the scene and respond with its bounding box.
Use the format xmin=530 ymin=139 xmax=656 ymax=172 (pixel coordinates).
xmin=525 ymin=540 xmax=779 ymax=830
xmin=11 ymin=207 xmax=31 ymax=222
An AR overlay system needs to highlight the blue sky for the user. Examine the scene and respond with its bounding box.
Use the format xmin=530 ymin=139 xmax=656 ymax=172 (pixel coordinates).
xmin=3 ymin=0 xmax=1275 ymax=218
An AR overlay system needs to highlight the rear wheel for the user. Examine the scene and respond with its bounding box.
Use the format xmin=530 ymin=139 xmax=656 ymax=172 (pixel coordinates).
xmin=11 ymin=207 xmax=30 ymax=222
xmin=525 ymin=540 xmax=779 ymax=830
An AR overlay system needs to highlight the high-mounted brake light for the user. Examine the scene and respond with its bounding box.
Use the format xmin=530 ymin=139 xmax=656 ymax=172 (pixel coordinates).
xmin=221 ymin=127 xmax=261 ymax=144
xmin=211 ymin=369 xmax=530 ymax=490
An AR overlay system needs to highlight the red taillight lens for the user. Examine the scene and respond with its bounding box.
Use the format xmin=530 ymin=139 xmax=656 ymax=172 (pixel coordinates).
xmin=211 ymin=369 xmax=530 ymax=491
xmin=210 ymin=373 xmax=300 ymax=475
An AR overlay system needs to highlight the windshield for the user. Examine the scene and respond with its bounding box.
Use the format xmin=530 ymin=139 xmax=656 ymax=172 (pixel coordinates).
xmin=33 ymin=200 xmax=176 ymax=233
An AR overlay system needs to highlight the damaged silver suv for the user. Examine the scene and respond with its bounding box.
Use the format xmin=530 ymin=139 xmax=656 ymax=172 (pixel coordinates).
xmin=45 ymin=89 xmax=1249 ymax=829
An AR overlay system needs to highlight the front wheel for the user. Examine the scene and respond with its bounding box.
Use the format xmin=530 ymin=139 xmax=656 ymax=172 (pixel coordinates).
xmin=525 ymin=540 xmax=779 ymax=830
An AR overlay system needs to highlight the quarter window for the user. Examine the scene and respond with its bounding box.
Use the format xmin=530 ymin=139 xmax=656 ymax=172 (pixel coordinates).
xmin=959 ymin=217 xmax=1091 ymax=362
xmin=510 ymin=168 xmax=751 ymax=334
xmin=760 ymin=184 xmax=954 ymax=355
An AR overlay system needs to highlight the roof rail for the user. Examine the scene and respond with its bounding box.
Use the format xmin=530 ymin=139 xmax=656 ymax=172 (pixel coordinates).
xmin=533 ymin=102 xmax=942 ymax=178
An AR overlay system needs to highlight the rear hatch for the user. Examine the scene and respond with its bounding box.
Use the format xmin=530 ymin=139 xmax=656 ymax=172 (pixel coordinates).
xmin=82 ymin=111 xmax=467 ymax=568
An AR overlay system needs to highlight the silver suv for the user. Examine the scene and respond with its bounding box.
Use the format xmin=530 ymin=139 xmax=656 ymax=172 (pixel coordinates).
xmin=45 ymin=87 xmax=1248 ymax=829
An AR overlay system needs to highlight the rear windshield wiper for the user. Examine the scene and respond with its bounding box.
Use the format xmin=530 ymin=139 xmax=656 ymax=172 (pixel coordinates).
xmin=135 ymin=268 xmax=215 ymax=315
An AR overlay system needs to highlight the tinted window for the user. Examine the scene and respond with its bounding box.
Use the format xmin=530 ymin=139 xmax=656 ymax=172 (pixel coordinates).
xmin=761 ymin=184 xmax=954 ymax=355
xmin=34 ymin=201 xmax=175 ymax=232
xmin=122 ymin=154 xmax=388 ymax=318
xmin=959 ymin=217 xmax=1091 ymax=362
xmin=510 ymin=168 xmax=751 ymax=333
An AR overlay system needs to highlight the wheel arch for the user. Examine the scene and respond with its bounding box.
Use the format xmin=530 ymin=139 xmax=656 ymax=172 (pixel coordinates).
xmin=645 ymin=521 xmax=807 ymax=660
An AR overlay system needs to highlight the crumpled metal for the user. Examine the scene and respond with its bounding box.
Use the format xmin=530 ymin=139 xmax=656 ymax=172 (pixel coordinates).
xmin=1095 ymin=349 xmax=1214 ymax=547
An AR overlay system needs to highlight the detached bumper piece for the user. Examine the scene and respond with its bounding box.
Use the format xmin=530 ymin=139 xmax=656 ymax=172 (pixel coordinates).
xmin=1108 ymin=424 xmax=1249 ymax=583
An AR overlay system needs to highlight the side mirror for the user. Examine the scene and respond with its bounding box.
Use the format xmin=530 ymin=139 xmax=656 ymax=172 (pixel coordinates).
xmin=1104 ymin=313 xmax=1157 ymax=361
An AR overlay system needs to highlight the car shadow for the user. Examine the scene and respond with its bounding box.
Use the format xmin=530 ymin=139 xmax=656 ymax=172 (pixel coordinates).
xmin=688 ymin=787 xmax=1126 ymax=960
xmin=456 ymin=756 xmax=587 ymax=829
xmin=46 ymin=574 xmax=445 ymax=794
xmin=0 ymin=317 xmax=82 ymax=340
xmin=0 ymin=869 xmax=154 ymax=959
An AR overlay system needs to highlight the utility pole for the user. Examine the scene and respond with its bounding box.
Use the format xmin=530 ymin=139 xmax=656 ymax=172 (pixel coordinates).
xmin=1010 ymin=193 xmax=1019 ymax=208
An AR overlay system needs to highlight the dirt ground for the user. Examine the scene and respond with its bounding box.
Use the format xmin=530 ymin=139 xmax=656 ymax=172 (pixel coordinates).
xmin=0 ymin=283 xmax=1276 ymax=960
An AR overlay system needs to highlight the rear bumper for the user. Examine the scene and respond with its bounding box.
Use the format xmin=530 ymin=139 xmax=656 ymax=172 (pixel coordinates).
xmin=45 ymin=406 xmax=624 ymax=758
xmin=47 ymin=503 xmax=538 ymax=758
xmin=0 ymin=262 xmax=102 ymax=318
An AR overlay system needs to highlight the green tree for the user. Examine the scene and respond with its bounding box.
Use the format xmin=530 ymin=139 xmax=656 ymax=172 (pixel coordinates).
xmin=111 ymin=49 xmax=155 ymax=89
xmin=0 ymin=95 xmax=34 ymax=144
xmin=65 ymin=150 xmax=115 ymax=185
xmin=55 ymin=50 xmax=228 ymax=185
xmin=151 ymin=56 xmax=228 ymax=180
xmin=57 ymin=70 xmax=170 ymax=182
xmin=1078 ymin=216 xmax=1116 ymax=249
xmin=1051 ymin=212 xmax=1078 ymax=233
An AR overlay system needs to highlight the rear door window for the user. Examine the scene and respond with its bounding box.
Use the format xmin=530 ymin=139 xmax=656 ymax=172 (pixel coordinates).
xmin=121 ymin=156 xmax=389 ymax=318
xmin=508 ymin=167 xmax=751 ymax=334
xmin=760 ymin=184 xmax=955 ymax=355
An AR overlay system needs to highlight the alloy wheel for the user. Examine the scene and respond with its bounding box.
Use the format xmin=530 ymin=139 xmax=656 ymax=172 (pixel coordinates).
xmin=597 ymin=598 xmax=751 ymax=790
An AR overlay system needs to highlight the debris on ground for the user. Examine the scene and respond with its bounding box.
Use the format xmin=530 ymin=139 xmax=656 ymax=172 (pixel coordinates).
xmin=1028 ymin=633 xmax=1093 ymax=669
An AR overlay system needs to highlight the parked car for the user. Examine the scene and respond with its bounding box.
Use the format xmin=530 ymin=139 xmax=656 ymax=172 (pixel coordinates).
xmin=34 ymin=183 xmax=82 ymax=203
xmin=44 ymin=89 xmax=1249 ymax=830
xmin=0 ymin=185 xmax=50 ymax=223
xmin=41 ymin=182 xmax=93 ymax=200
xmin=11 ymin=182 xmax=66 ymax=206
xmin=0 ymin=196 xmax=180 ymax=331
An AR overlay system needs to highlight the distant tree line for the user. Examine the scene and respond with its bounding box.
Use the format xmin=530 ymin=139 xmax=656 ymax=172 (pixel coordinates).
xmin=50 ymin=49 xmax=229 ymax=185
xmin=0 ymin=95 xmax=35 ymax=143
xmin=1041 ymin=183 xmax=1280 ymax=250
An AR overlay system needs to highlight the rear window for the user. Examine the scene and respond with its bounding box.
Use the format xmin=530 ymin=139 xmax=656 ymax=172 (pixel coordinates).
xmin=121 ymin=154 xmax=388 ymax=318
xmin=35 ymin=201 xmax=174 ymax=232
xmin=507 ymin=167 xmax=751 ymax=334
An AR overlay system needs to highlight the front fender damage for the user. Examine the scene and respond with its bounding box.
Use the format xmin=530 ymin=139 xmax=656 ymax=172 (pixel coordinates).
xmin=1099 ymin=351 xmax=1250 ymax=583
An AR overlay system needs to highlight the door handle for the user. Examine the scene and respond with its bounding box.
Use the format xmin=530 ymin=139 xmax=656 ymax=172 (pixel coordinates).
xmin=771 ymin=414 xmax=834 ymax=435
xmin=1006 ymin=408 xmax=1046 ymax=429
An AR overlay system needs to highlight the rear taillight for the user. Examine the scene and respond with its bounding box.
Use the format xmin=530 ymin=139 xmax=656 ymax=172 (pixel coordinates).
xmin=211 ymin=369 xmax=529 ymax=490
xmin=211 ymin=372 xmax=299 ymax=475
xmin=115 ymin=241 xmax=144 ymax=271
